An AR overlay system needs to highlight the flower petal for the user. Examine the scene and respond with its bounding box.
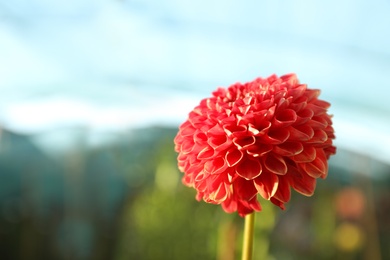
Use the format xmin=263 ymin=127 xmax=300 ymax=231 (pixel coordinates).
xmin=288 ymin=165 xmax=317 ymax=196
xmin=208 ymin=135 xmax=232 ymax=151
xmin=204 ymin=157 xmax=227 ymax=175
xmin=238 ymin=104 xmax=251 ymax=115
xmin=288 ymin=125 xmax=314 ymax=141
xmin=247 ymin=143 xmax=273 ymax=157
xmin=270 ymin=197 xmax=286 ymax=210
xmin=305 ymin=89 xmax=321 ymax=101
xmin=236 ymin=157 xmax=262 ymax=180
xmin=197 ymin=146 xmax=214 ymax=159
xmin=262 ymin=128 xmax=290 ymax=144
xmin=180 ymin=124 xmax=196 ymax=137
xmin=254 ymin=172 xmax=279 ymax=200
xmin=307 ymin=129 xmax=328 ymax=144
xmin=280 ymin=73 xmax=298 ymax=84
xmin=181 ymin=139 xmax=195 ymax=154
xmin=264 ymin=153 xmax=288 ymax=175
xmin=225 ymin=149 xmax=243 ymax=167
xmin=313 ymin=99 xmax=331 ymax=109
xmin=273 ymin=142 xmax=304 ymax=156
xmin=295 ymin=108 xmax=314 ymax=125
xmin=287 ymin=84 xmax=306 ymax=100
xmin=233 ymin=178 xmax=257 ymax=200
xmin=251 ymin=120 xmax=272 ymax=136
xmin=210 ymin=182 xmax=229 ymax=203
xmin=233 ymin=136 xmax=256 ymax=149
xmin=272 ymin=109 xmax=297 ymax=128
xmin=237 ymin=197 xmax=262 ymax=217
xmin=293 ymin=146 xmax=316 ymax=163
xmin=306 ymin=117 xmax=328 ymax=129
xmin=298 ymin=148 xmax=328 ymax=178
xmin=306 ymin=102 xmax=329 ymax=115
xmin=221 ymin=197 xmax=237 ymax=213
xmin=223 ymin=124 xmax=247 ymax=137
xmin=272 ymin=175 xmax=290 ymax=203
xmin=208 ymin=124 xmax=225 ymax=136
xmin=194 ymin=131 xmax=207 ymax=143
xmin=194 ymin=174 xmax=207 ymax=192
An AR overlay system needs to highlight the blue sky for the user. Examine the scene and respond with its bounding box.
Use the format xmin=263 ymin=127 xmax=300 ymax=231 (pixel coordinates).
xmin=0 ymin=0 xmax=390 ymax=162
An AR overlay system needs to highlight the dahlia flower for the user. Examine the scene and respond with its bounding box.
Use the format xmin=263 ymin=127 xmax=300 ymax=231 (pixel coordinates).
xmin=174 ymin=74 xmax=336 ymax=217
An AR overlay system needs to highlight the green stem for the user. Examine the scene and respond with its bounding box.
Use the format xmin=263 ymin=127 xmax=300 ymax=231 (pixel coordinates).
xmin=241 ymin=213 xmax=255 ymax=260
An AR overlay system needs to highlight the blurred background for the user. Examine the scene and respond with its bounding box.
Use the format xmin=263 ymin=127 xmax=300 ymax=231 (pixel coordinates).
xmin=1 ymin=0 xmax=390 ymax=259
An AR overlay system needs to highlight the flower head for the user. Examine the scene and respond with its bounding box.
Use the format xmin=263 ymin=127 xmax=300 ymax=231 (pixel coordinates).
xmin=174 ymin=74 xmax=336 ymax=217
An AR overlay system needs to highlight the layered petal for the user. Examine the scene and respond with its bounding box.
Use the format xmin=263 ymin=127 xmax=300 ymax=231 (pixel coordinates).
xmin=236 ymin=157 xmax=262 ymax=180
xmin=174 ymin=73 xmax=336 ymax=217
xmin=254 ymin=171 xmax=279 ymax=200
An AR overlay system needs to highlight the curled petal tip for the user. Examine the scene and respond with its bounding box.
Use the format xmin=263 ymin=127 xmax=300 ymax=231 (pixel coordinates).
xmin=236 ymin=158 xmax=262 ymax=180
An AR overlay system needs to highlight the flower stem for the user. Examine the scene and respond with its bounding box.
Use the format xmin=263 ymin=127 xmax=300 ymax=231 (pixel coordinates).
xmin=241 ymin=212 xmax=255 ymax=260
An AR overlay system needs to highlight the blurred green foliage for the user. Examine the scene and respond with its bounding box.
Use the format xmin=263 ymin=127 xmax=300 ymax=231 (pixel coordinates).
xmin=0 ymin=127 xmax=389 ymax=260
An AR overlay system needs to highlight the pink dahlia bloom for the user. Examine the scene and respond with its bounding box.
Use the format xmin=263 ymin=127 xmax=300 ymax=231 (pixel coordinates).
xmin=174 ymin=74 xmax=336 ymax=217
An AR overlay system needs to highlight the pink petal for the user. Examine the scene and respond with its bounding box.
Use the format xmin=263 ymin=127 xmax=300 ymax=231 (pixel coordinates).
xmin=264 ymin=153 xmax=288 ymax=175
xmin=250 ymin=120 xmax=271 ymax=136
xmin=181 ymin=140 xmax=195 ymax=154
xmin=233 ymin=178 xmax=258 ymax=200
xmin=288 ymin=166 xmax=317 ymax=196
xmin=295 ymin=108 xmax=314 ymax=125
xmin=276 ymin=97 xmax=293 ymax=111
xmin=208 ymin=124 xmax=225 ymax=136
xmin=237 ymin=198 xmax=262 ymax=217
xmin=188 ymin=143 xmax=203 ymax=156
xmin=280 ymin=73 xmax=298 ymax=83
xmin=253 ymin=100 xmax=274 ymax=112
xmin=221 ymin=197 xmax=237 ymax=213
xmin=288 ymin=125 xmax=314 ymax=141
xmin=306 ymin=103 xmax=328 ymax=115
xmin=249 ymin=198 xmax=262 ymax=211
xmin=289 ymin=100 xmax=307 ymax=112
xmin=235 ymin=157 xmax=262 ymax=180
xmin=254 ymin=172 xmax=279 ymax=200
xmin=204 ymin=157 xmax=227 ymax=175
xmin=305 ymin=89 xmax=321 ymax=101
xmin=243 ymin=96 xmax=253 ymax=105
xmin=272 ymin=109 xmax=297 ymax=128
xmin=225 ymin=149 xmax=243 ymax=167
xmin=223 ymin=124 xmax=247 ymax=137
xmin=270 ymin=197 xmax=286 ymax=210
xmin=262 ymin=128 xmax=290 ymax=145
xmin=307 ymin=129 xmax=328 ymax=144
xmin=273 ymin=142 xmax=304 ymax=156
xmin=194 ymin=131 xmax=207 ymax=143
xmin=210 ymin=182 xmax=229 ymax=203
xmin=248 ymin=124 xmax=259 ymax=135
xmin=306 ymin=117 xmax=328 ymax=129
xmin=208 ymin=135 xmax=232 ymax=151
xmin=247 ymin=143 xmax=273 ymax=157
xmin=298 ymin=148 xmax=328 ymax=178
xmin=197 ymin=146 xmax=214 ymax=159
xmin=233 ymin=136 xmax=256 ymax=149
xmin=194 ymin=175 xmax=207 ymax=192
xmin=293 ymin=146 xmax=316 ymax=163
xmin=287 ymin=84 xmax=306 ymax=100
xmin=196 ymin=191 xmax=203 ymax=201
xmin=325 ymin=145 xmax=337 ymax=158
xmin=180 ymin=124 xmax=196 ymax=137
xmin=313 ymin=99 xmax=331 ymax=109
xmin=272 ymin=175 xmax=291 ymax=203
xmin=238 ymin=104 xmax=251 ymax=115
